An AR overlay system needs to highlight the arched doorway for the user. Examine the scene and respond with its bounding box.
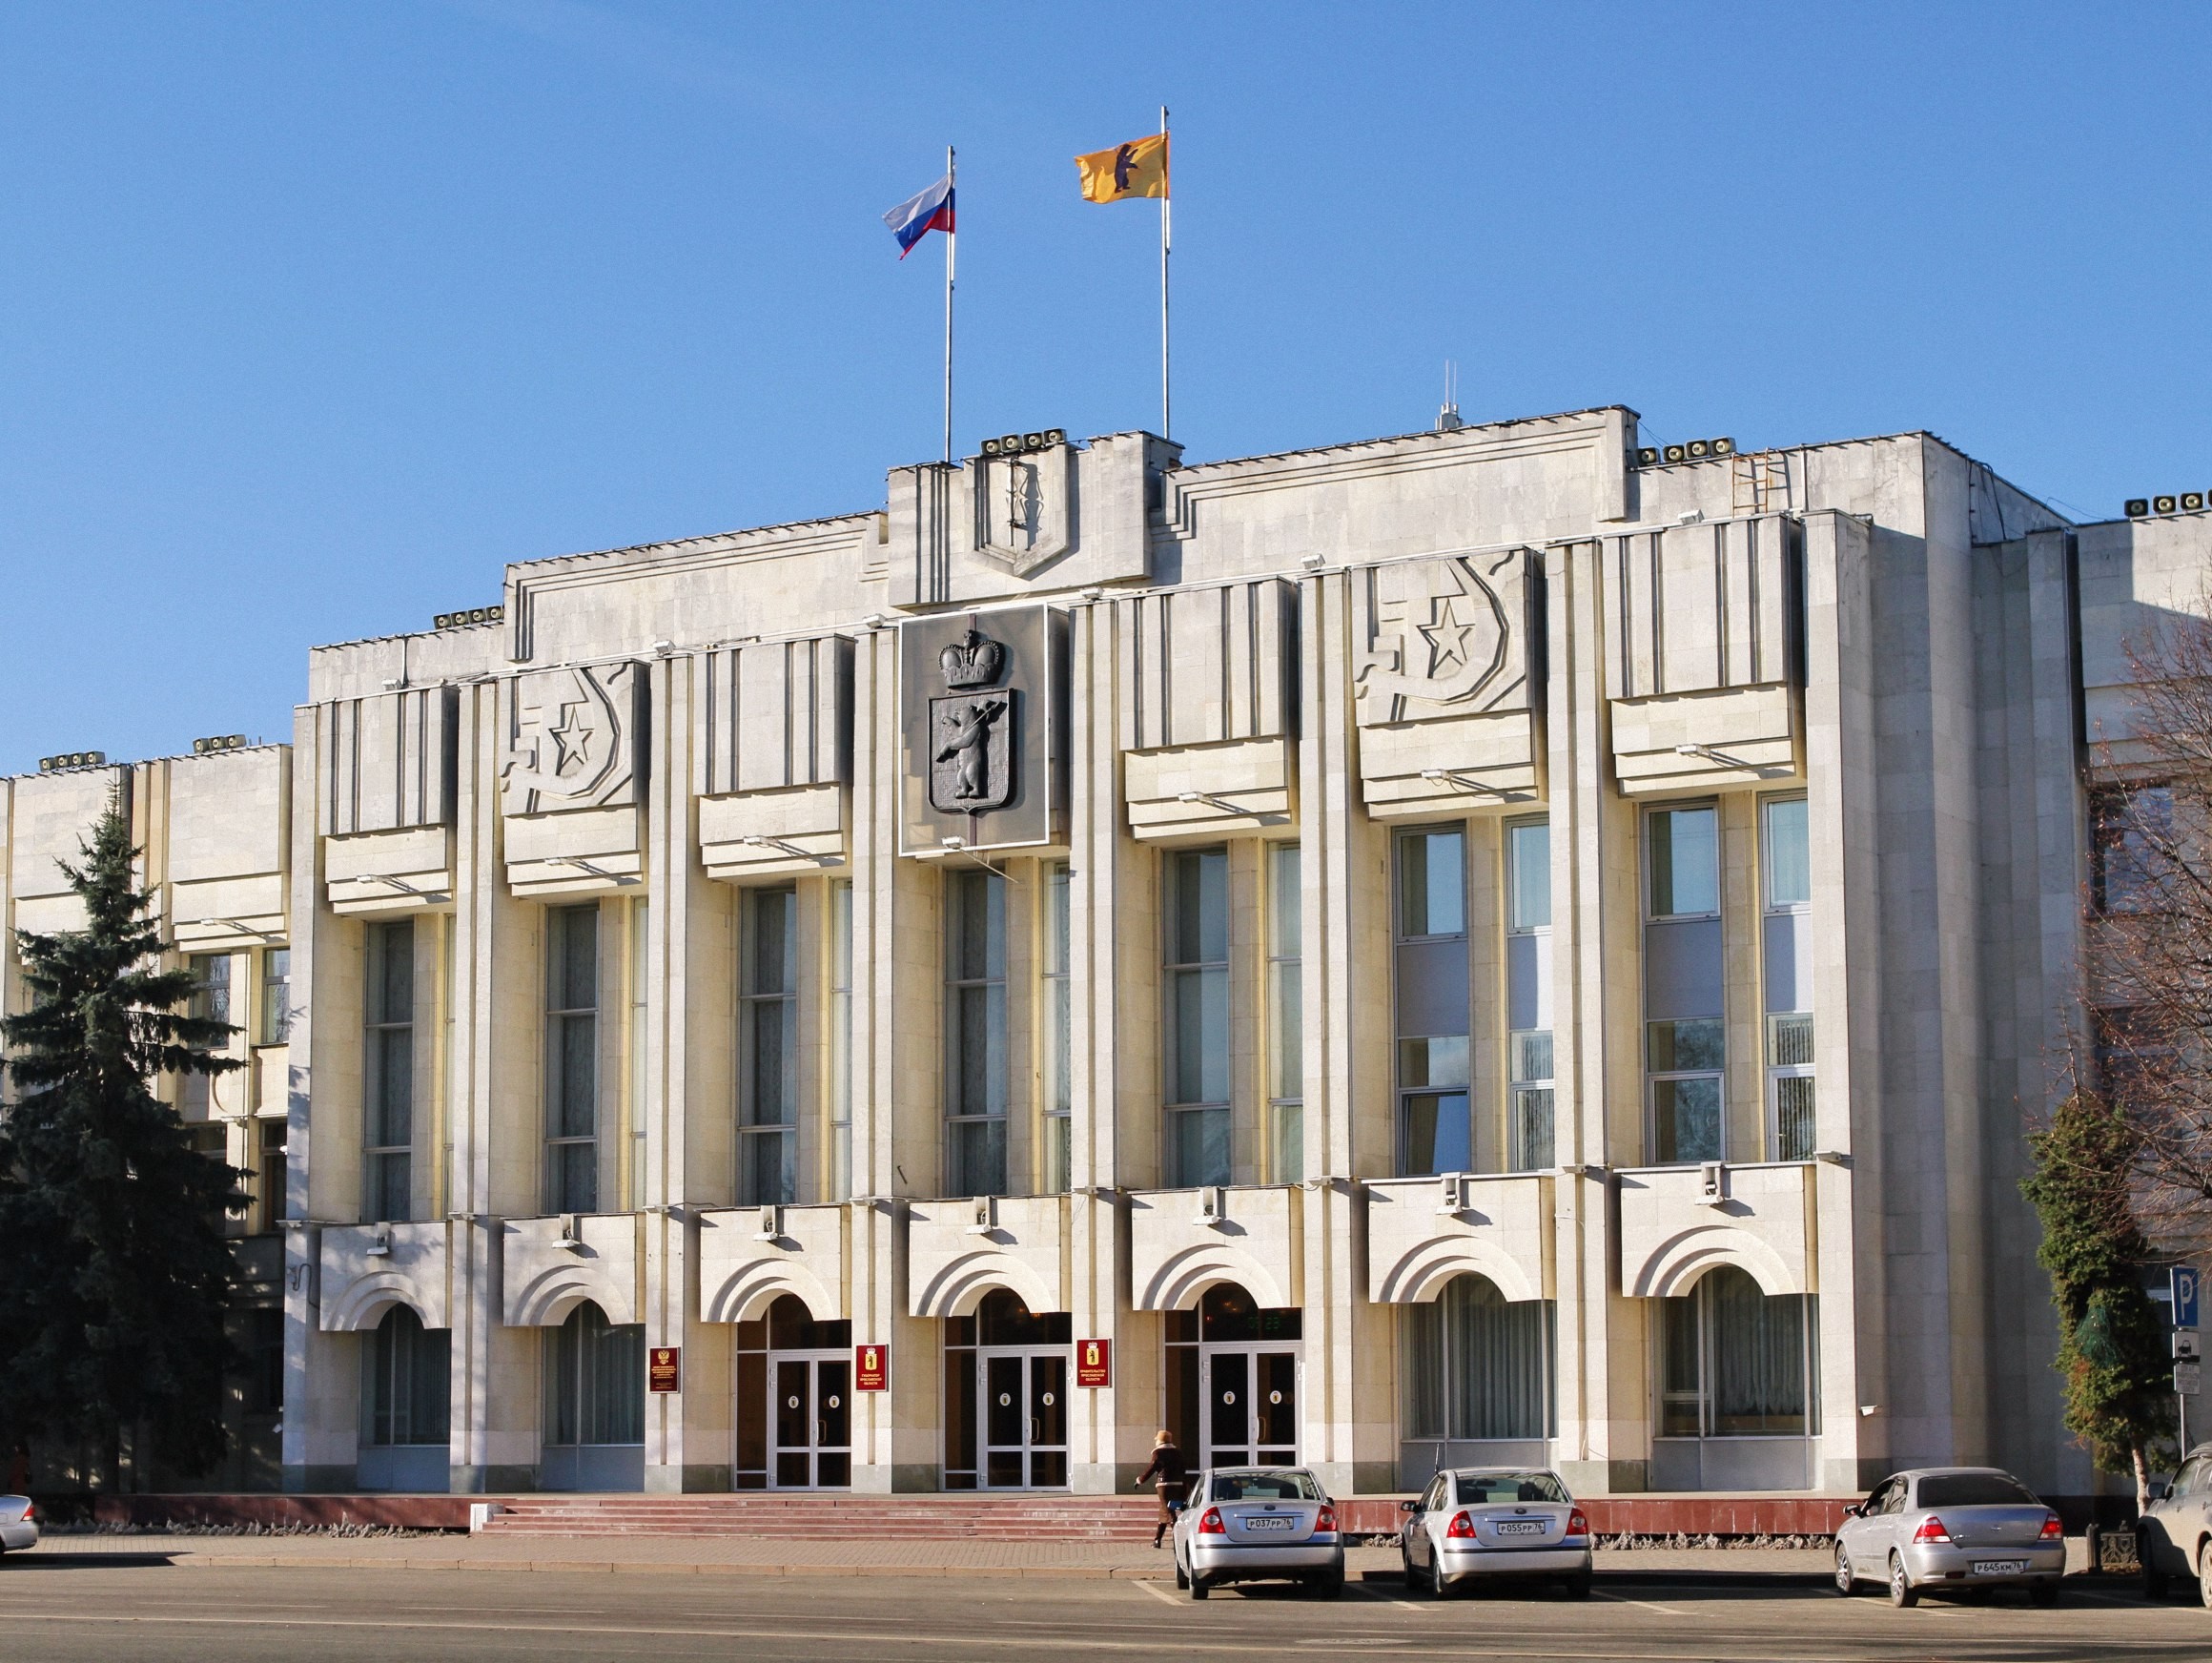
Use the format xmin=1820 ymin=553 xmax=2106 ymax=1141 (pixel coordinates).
xmin=943 ymin=1289 xmax=1071 ymax=1489
xmin=358 ymin=1304 xmax=449 ymax=1492
xmin=736 ymin=1294 xmax=851 ymax=1489
xmin=541 ymin=1300 xmax=645 ymax=1491
xmin=1165 ymin=1283 xmax=1302 ymax=1469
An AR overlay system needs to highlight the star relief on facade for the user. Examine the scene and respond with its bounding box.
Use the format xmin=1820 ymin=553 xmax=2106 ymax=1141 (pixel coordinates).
xmin=501 ymin=662 xmax=641 ymax=813
xmin=1353 ymin=549 xmax=1523 ymax=724
xmin=929 ymin=625 xmax=1014 ymax=813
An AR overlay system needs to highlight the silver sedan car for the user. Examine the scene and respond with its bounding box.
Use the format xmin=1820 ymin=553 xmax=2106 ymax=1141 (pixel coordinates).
xmin=1399 ymin=1468 xmax=1592 ymax=1597
xmin=0 ymin=1496 xmax=37 ymax=1557
xmin=2138 ymin=1441 xmax=2212 ymax=1603
xmin=1173 ymin=1467 xmax=1344 ymax=1599
xmin=1833 ymin=1467 xmax=2064 ymax=1606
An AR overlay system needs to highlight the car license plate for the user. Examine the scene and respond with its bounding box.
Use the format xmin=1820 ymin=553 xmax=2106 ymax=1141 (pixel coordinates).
xmin=1972 ymin=1559 xmax=2030 ymax=1575
xmin=1494 ymin=1520 xmax=1546 ymax=1537
xmin=1244 ymin=1516 xmax=1295 ymax=1532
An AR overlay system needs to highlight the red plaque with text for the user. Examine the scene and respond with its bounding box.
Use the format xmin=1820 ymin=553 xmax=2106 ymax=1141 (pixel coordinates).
xmin=648 ymin=1346 xmax=680 ymax=1393
xmin=1075 ymin=1338 xmax=1111 ymax=1388
xmin=855 ymin=1343 xmax=889 ymax=1391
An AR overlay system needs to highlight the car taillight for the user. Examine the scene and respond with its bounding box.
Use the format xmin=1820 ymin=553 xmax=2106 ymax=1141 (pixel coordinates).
xmin=1198 ymin=1507 xmax=1225 ymax=1534
xmin=1444 ymin=1510 xmax=1477 ymax=1539
xmin=1913 ymin=1515 xmax=1952 ymax=1544
xmin=2039 ymin=1513 xmax=2062 ymax=1540
xmin=1567 ymin=1508 xmax=1589 ymax=1538
xmin=1315 ymin=1505 xmax=1337 ymax=1533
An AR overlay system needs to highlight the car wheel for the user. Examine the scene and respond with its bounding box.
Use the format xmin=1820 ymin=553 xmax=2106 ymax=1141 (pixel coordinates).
xmin=1174 ymin=1558 xmax=1188 ymax=1591
xmin=1564 ymin=1571 xmax=1592 ymax=1600
xmin=2199 ymin=1542 xmax=2212 ymax=1610
xmin=1833 ymin=1541 xmax=1855 ymax=1596
xmin=1889 ymin=1554 xmax=1918 ymax=1609
xmin=2030 ymin=1578 xmax=2058 ymax=1608
xmin=1315 ymin=1568 xmax=1345 ymax=1600
xmin=1189 ymin=1574 xmax=1210 ymax=1600
xmin=2144 ymin=1562 xmax=2168 ymax=1601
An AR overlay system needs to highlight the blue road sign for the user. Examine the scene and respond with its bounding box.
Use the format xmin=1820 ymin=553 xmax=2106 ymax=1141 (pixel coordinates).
xmin=2173 ymin=1266 xmax=2202 ymax=1331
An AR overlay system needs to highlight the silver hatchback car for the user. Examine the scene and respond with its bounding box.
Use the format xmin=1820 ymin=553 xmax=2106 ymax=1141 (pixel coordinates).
xmin=1399 ymin=1468 xmax=1592 ymax=1597
xmin=1173 ymin=1467 xmax=1344 ymax=1599
xmin=2138 ymin=1441 xmax=2212 ymax=1603
xmin=1833 ymin=1467 xmax=2064 ymax=1606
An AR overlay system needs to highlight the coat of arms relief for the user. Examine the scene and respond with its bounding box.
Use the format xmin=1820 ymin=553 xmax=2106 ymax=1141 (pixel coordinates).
xmin=928 ymin=626 xmax=1014 ymax=813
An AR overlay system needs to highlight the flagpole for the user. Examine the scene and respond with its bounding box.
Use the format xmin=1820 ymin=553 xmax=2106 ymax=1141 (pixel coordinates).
xmin=1158 ymin=106 xmax=1171 ymax=440
xmin=944 ymin=144 xmax=956 ymax=465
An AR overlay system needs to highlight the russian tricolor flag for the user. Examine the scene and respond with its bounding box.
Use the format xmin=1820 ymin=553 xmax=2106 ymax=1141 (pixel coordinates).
xmin=882 ymin=173 xmax=954 ymax=259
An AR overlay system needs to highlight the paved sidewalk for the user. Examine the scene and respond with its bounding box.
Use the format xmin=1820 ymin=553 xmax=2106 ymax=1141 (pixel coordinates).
xmin=15 ymin=1532 xmax=1857 ymax=1580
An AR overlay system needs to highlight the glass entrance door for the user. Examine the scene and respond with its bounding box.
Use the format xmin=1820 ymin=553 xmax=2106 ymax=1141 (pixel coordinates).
xmin=1200 ymin=1345 xmax=1300 ymax=1468
xmin=979 ymin=1349 xmax=1068 ymax=1488
xmin=769 ymin=1352 xmax=851 ymax=1488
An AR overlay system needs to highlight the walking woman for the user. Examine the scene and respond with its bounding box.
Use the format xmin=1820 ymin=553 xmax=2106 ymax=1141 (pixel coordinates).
xmin=1136 ymin=1429 xmax=1189 ymax=1548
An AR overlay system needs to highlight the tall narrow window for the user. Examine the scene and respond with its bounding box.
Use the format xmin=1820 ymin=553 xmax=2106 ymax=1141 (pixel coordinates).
xmin=364 ymin=920 xmax=414 ymax=1222
xmin=183 ymin=953 xmax=234 ymax=1116
xmin=259 ymin=947 xmax=292 ymax=1044
xmin=627 ymin=899 xmax=647 ymax=1212
xmin=256 ymin=1117 xmax=287 ymax=1234
xmin=364 ymin=1304 xmax=449 ymax=1447
xmin=829 ymin=879 xmax=854 ymax=1201
xmin=1505 ymin=820 xmax=1554 ymax=1171
xmin=945 ymin=869 xmax=1008 ymax=1197
xmin=545 ymin=905 xmax=600 ymax=1214
xmin=2091 ymin=785 xmax=2177 ymax=914
xmin=1397 ymin=829 xmax=1469 ymax=1177
xmin=543 ymin=1301 xmax=644 ymax=1448
xmin=1762 ymin=796 xmax=1814 ymax=1160
xmin=1267 ymin=844 xmax=1303 ymax=1183
xmin=1645 ymin=806 xmax=1723 ymax=1165
xmin=1041 ymin=862 xmax=1073 ymax=1194
xmin=1165 ymin=848 xmax=1230 ymax=1187
xmin=739 ymin=887 xmax=798 ymax=1205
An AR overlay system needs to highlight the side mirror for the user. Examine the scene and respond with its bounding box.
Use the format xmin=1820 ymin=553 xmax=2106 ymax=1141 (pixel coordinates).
xmin=1841 ymin=1504 xmax=1860 ymax=1518
xmin=1400 ymin=1499 xmax=1419 ymax=1513
xmin=2146 ymin=1480 xmax=2168 ymax=1503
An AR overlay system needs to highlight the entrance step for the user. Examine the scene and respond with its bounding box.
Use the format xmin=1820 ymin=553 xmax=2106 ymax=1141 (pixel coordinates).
xmin=477 ymin=1493 xmax=1164 ymax=1542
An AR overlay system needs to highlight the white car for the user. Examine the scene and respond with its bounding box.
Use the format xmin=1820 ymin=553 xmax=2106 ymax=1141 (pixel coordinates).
xmin=1173 ymin=1467 xmax=1345 ymax=1599
xmin=0 ymin=1496 xmax=37 ymax=1557
xmin=1400 ymin=1468 xmax=1592 ymax=1598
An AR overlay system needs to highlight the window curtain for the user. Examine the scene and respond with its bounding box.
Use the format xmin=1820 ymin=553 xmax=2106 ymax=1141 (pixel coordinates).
xmin=1403 ymin=1277 xmax=1554 ymax=1440
xmin=1709 ymin=1268 xmax=1808 ymax=1435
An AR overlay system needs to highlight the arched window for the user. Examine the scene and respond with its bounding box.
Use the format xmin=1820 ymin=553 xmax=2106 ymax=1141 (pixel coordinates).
xmin=1658 ymin=1265 xmax=1814 ymax=1438
xmin=1402 ymin=1275 xmax=1554 ymax=1445
xmin=363 ymin=1304 xmax=448 ymax=1447
xmin=543 ymin=1301 xmax=644 ymax=1448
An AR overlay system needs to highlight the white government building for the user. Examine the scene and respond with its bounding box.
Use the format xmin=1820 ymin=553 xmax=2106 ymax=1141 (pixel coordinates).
xmin=3 ymin=405 xmax=2200 ymax=1500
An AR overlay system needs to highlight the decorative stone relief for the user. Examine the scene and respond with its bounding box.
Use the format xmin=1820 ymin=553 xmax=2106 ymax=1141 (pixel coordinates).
xmin=1348 ymin=549 xmax=1541 ymax=819
xmin=501 ymin=663 xmax=644 ymax=815
xmin=898 ymin=607 xmax=1062 ymax=854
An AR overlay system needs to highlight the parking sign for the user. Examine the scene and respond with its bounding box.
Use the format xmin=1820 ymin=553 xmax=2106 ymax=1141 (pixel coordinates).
xmin=2174 ymin=1266 xmax=2202 ymax=1330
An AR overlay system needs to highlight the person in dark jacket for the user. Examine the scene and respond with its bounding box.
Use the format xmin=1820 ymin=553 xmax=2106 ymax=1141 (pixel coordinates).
xmin=1136 ymin=1429 xmax=1189 ymax=1547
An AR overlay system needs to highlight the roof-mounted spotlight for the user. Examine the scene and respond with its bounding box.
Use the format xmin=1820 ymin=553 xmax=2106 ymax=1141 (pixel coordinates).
xmin=2185 ymin=493 xmax=2206 ymax=513
xmin=192 ymin=734 xmax=248 ymax=755
xmin=2155 ymin=495 xmax=2179 ymax=515
xmin=1635 ymin=447 xmax=1660 ymax=467
xmin=2125 ymin=499 xmax=2151 ymax=518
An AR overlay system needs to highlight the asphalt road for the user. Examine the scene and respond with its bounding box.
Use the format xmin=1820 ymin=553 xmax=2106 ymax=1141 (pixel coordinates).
xmin=1 ymin=1560 xmax=2208 ymax=1661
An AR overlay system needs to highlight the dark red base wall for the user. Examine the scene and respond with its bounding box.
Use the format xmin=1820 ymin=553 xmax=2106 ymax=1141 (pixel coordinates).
xmin=89 ymin=1493 xmax=483 ymax=1530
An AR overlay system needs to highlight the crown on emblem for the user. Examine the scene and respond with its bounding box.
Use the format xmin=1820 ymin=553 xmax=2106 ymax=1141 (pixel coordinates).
xmin=939 ymin=626 xmax=1006 ymax=690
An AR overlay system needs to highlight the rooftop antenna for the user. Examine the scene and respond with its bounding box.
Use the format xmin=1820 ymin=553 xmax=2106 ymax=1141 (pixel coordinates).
xmin=1436 ymin=359 xmax=1464 ymax=432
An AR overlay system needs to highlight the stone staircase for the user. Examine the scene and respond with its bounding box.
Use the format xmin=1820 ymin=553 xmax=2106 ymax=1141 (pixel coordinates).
xmin=477 ymin=1492 xmax=1163 ymax=1541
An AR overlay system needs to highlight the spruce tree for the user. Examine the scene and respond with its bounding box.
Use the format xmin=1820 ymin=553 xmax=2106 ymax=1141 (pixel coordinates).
xmin=2020 ymin=1091 xmax=2177 ymax=1510
xmin=0 ymin=797 xmax=248 ymax=1486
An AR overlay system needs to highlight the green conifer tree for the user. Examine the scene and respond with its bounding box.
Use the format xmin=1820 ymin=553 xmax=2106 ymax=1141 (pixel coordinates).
xmin=2020 ymin=1091 xmax=2177 ymax=1510
xmin=0 ymin=797 xmax=248 ymax=1487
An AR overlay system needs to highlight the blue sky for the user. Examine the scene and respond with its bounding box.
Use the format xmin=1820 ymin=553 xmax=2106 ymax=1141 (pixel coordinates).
xmin=3 ymin=2 xmax=2208 ymax=774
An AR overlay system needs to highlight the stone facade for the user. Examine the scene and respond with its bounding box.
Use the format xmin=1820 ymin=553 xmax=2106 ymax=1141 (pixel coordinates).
xmin=6 ymin=405 xmax=2204 ymax=1499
